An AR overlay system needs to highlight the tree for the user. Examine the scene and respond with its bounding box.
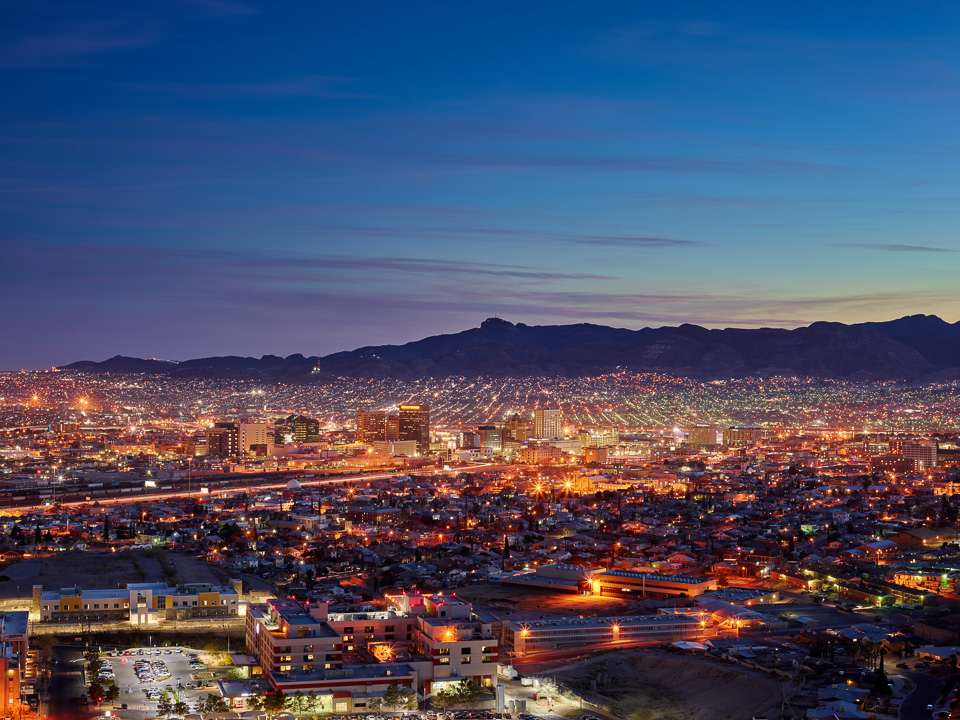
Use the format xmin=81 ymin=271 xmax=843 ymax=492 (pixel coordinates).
xmin=536 ymin=677 xmax=559 ymax=706
xmin=156 ymin=697 xmax=173 ymax=717
xmin=262 ymin=689 xmax=287 ymax=717
xmin=87 ymin=680 xmax=104 ymax=708
xmin=503 ymin=536 xmax=511 ymax=559
xmin=432 ymin=686 xmax=456 ymax=710
xmin=455 ymin=678 xmax=483 ymax=707
xmin=369 ymin=696 xmax=385 ymax=717
xmin=172 ymin=699 xmax=190 ymax=717
xmin=103 ymin=514 xmax=110 ymax=541
xmin=104 ymin=683 xmax=120 ymax=704
xmin=384 ymin=682 xmax=417 ymax=711
xmin=291 ymin=689 xmax=305 ymax=715
xmin=196 ymin=694 xmax=229 ymax=717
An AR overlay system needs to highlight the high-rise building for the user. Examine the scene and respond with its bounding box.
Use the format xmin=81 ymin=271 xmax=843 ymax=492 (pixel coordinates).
xmin=903 ymin=441 xmax=937 ymax=469
xmin=398 ymin=404 xmax=430 ymax=454
xmin=356 ymin=411 xmax=388 ymax=443
xmin=687 ymin=424 xmax=721 ymax=447
xmin=238 ymin=423 xmax=268 ymax=456
xmin=275 ymin=414 xmax=320 ymax=445
xmin=503 ymin=414 xmax=531 ymax=442
xmin=386 ymin=415 xmax=400 ymax=441
xmin=207 ymin=424 xmax=238 ymax=457
xmin=722 ymin=426 xmax=764 ymax=448
xmin=533 ymin=408 xmax=562 ymax=439
xmin=477 ymin=425 xmax=502 ymax=451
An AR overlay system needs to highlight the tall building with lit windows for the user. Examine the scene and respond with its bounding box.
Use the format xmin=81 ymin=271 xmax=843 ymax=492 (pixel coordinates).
xmin=356 ymin=411 xmax=387 ymax=443
xmin=398 ymin=404 xmax=430 ymax=454
xmin=533 ymin=408 xmax=562 ymax=440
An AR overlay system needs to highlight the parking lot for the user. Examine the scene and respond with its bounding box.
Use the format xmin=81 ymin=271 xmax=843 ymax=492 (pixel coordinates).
xmin=98 ymin=646 xmax=221 ymax=714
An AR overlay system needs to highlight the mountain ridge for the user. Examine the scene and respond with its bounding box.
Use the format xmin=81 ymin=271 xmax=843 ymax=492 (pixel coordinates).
xmin=59 ymin=314 xmax=960 ymax=380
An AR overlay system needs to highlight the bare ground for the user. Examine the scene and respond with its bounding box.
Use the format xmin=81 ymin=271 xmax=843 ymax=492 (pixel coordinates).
xmin=0 ymin=549 xmax=225 ymax=599
xmin=553 ymin=649 xmax=781 ymax=720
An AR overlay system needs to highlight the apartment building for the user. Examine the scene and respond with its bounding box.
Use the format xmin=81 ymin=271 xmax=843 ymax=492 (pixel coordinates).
xmin=34 ymin=581 xmax=241 ymax=624
xmin=244 ymin=593 xmax=499 ymax=705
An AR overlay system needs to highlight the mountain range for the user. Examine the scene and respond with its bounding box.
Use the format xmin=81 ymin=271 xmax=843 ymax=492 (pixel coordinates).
xmin=61 ymin=314 xmax=960 ymax=381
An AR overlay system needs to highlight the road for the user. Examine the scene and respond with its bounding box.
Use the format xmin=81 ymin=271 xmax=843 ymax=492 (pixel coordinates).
xmin=900 ymin=670 xmax=943 ymax=720
xmin=27 ymin=464 xmax=503 ymax=511
xmin=0 ymin=463 xmax=508 ymax=512
xmin=45 ymin=645 xmax=94 ymax=720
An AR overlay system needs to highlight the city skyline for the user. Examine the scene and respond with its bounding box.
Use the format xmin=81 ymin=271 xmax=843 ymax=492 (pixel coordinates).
xmin=6 ymin=2 xmax=960 ymax=368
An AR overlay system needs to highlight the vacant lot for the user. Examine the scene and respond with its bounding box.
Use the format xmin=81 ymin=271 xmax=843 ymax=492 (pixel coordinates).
xmin=0 ymin=549 xmax=226 ymax=600
xmin=554 ymin=649 xmax=781 ymax=720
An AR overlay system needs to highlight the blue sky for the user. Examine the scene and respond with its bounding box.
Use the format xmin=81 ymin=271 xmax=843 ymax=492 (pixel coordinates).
xmin=4 ymin=1 xmax=960 ymax=368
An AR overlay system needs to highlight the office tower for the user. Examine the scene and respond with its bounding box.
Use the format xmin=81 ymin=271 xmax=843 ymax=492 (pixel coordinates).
xmin=504 ymin=414 xmax=531 ymax=442
xmin=207 ymin=424 xmax=239 ymax=457
xmin=398 ymin=404 xmax=430 ymax=454
xmin=687 ymin=424 xmax=721 ymax=447
xmin=356 ymin=411 xmax=388 ymax=443
xmin=477 ymin=425 xmax=502 ymax=451
xmin=275 ymin=414 xmax=320 ymax=445
xmin=533 ymin=408 xmax=562 ymax=439
xmin=903 ymin=440 xmax=937 ymax=469
xmin=386 ymin=415 xmax=400 ymax=441
xmin=238 ymin=423 xmax=268 ymax=456
xmin=722 ymin=426 xmax=764 ymax=448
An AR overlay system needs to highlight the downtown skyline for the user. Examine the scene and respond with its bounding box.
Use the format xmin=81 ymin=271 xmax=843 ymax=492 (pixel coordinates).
xmin=5 ymin=1 xmax=960 ymax=368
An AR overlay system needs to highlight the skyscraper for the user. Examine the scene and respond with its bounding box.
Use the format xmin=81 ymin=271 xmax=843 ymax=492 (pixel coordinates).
xmin=356 ymin=411 xmax=387 ymax=443
xmin=275 ymin=414 xmax=320 ymax=445
xmin=398 ymin=404 xmax=430 ymax=454
xmin=533 ymin=408 xmax=562 ymax=439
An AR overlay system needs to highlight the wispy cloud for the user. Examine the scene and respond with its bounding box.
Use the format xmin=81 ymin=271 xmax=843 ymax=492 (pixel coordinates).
xmin=221 ymin=252 xmax=616 ymax=281
xmin=833 ymin=242 xmax=958 ymax=253
xmin=0 ymin=22 xmax=157 ymax=68
xmin=564 ymin=235 xmax=712 ymax=248
xmin=132 ymin=75 xmax=364 ymax=99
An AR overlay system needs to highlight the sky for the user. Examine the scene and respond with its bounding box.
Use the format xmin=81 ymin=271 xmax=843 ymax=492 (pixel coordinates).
xmin=4 ymin=1 xmax=960 ymax=368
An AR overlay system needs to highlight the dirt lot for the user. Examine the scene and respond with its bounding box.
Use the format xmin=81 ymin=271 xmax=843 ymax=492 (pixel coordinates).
xmin=0 ymin=549 xmax=228 ymax=600
xmin=553 ymin=649 xmax=781 ymax=720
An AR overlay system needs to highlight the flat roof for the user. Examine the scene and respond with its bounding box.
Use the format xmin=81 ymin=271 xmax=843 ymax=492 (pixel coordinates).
xmin=0 ymin=612 xmax=28 ymax=637
xmin=597 ymin=569 xmax=710 ymax=585
xmin=506 ymin=614 xmax=700 ymax=631
xmin=272 ymin=662 xmax=416 ymax=683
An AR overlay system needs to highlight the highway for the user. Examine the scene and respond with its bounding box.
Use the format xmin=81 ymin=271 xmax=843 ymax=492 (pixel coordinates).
xmin=0 ymin=463 xmax=504 ymax=512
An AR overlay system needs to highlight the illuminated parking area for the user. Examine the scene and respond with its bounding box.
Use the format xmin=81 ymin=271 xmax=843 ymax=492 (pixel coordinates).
xmin=98 ymin=646 xmax=221 ymax=714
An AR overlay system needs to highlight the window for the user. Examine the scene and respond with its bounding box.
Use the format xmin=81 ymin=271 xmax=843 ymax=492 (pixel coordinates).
xmin=343 ymin=627 xmax=353 ymax=634
xmin=460 ymin=647 xmax=470 ymax=653
xmin=461 ymin=657 xmax=471 ymax=663
xmin=364 ymin=626 xmax=375 ymax=633
xmin=385 ymin=625 xmax=395 ymax=632
xmin=439 ymin=658 xmax=450 ymax=665
xmin=94 ymin=604 xmax=99 ymax=609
